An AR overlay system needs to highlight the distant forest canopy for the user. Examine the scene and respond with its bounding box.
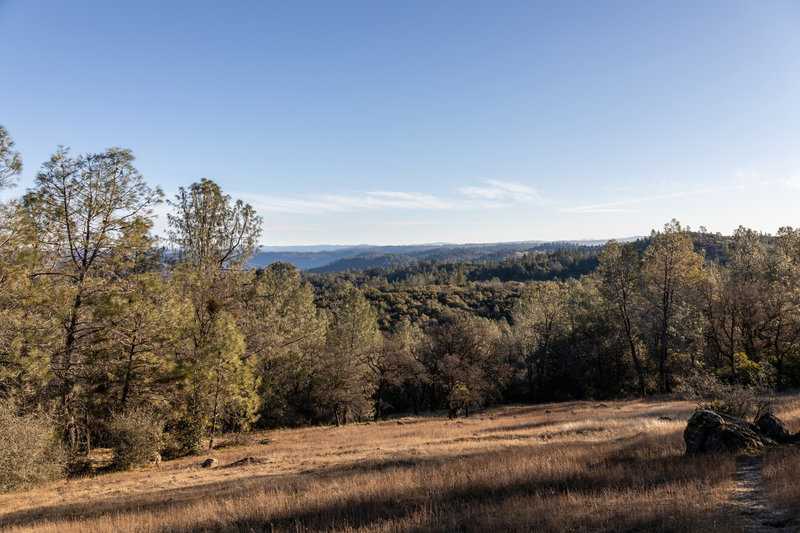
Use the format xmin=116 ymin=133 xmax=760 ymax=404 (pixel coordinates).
xmin=2 ymin=128 xmax=800 ymax=476
xmin=248 ymin=239 xmax=631 ymax=273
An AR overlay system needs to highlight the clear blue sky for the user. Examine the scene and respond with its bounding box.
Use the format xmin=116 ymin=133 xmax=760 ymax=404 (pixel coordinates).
xmin=2 ymin=1 xmax=799 ymax=245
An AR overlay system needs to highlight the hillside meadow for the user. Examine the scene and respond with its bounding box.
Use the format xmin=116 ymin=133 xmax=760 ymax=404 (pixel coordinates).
xmin=8 ymin=397 xmax=800 ymax=532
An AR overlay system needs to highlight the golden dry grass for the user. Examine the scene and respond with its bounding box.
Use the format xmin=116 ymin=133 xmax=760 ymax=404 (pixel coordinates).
xmin=760 ymin=394 xmax=800 ymax=522
xmin=0 ymin=399 xmax=743 ymax=532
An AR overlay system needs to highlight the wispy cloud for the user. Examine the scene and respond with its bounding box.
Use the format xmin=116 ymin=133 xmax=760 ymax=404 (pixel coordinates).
xmin=235 ymin=191 xmax=451 ymax=215
xmin=234 ymin=179 xmax=548 ymax=216
xmin=375 ymin=219 xmax=485 ymax=227
xmin=783 ymin=175 xmax=800 ymax=190
xmin=458 ymin=179 xmax=545 ymax=204
xmin=350 ymin=191 xmax=451 ymax=210
xmin=262 ymin=224 xmax=326 ymax=232
xmin=567 ymin=207 xmax=638 ymax=213
xmin=561 ymin=178 xmax=789 ymax=214
xmin=561 ymin=188 xmax=722 ymax=214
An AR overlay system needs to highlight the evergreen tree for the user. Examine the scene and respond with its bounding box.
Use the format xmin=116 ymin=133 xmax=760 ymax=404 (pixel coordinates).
xmin=22 ymin=147 xmax=162 ymax=452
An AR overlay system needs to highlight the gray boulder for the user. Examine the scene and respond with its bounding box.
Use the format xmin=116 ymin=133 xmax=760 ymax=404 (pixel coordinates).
xmin=756 ymin=413 xmax=792 ymax=443
xmin=684 ymin=410 xmax=775 ymax=454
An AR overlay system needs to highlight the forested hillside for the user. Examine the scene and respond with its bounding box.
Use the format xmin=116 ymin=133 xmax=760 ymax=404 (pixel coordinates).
xmin=2 ymin=126 xmax=800 ymax=490
xmin=249 ymin=240 xmax=625 ymax=272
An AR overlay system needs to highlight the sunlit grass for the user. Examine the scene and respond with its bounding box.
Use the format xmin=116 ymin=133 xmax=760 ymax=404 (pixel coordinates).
xmin=760 ymin=394 xmax=800 ymax=523
xmin=0 ymin=399 xmax=743 ymax=532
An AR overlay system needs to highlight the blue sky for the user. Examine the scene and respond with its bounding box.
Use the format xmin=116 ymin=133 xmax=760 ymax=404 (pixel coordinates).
xmin=2 ymin=1 xmax=799 ymax=245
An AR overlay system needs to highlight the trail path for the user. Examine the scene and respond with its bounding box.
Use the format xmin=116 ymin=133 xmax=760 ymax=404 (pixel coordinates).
xmin=734 ymin=454 xmax=797 ymax=532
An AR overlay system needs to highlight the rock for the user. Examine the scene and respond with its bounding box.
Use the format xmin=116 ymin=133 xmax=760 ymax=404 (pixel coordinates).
xmin=756 ymin=413 xmax=792 ymax=443
xmin=200 ymin=457 xmax=218 ymax=468
xmin=684 ymin=410 xmax=775 ymax=454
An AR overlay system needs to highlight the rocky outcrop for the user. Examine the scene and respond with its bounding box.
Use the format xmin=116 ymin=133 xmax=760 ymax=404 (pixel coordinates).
xmin=756 ymin=413 xmax=793 ymax=443
xmin=684 ymin=410 xmax=776 ymax=454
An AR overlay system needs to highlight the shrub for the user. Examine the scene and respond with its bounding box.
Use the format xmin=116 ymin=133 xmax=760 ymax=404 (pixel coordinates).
xmin=732 ymin=352 xmax=764 ymax=386
xmin=163 ymin=411 xmax=206 ymax=458
xmin=675 ymin=369 xmax=773 ymax=422
xmin=0 ymin=408 xmax=65 ymax=493
xmin=107 ymin=410 xmax=163 ymax=471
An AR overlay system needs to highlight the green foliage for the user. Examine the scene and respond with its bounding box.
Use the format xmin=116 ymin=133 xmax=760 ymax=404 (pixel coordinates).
xmin=318 ymin=287 xmax=381 ymax=424
xmin=233 ymin=264 xmax=327 ymax=426
xmin=424 ymin=311 xmax=507 ymax=416
xmin=90 ymin=272 xmax=187 ymax=412
xmin=18 ymin=146 xmax=163 ymax=453
xmin=731 ymin=353 xmax=765 ymax=386
xmin=203 ymin=311 xmax=259 ymax=446
xmin=167 ymin=178 xmax=262 ymax=272
xmin=165 ymin=411 xmax=207 ymax=456
xmin=642 ymin=220 xmax=706 ymax=393
xmin=8 ymin=123 xmax=800 ymax=479
xmin=0 ymin=125 xmax=22 ymax=190
xmin=107 ymin=409 xmax=163 ymax=471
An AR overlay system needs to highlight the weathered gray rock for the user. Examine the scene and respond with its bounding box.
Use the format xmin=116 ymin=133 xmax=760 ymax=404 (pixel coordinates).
xmin=200 ymin=457 xmax=218 ymax=468
xmin=756 ymin=413 xmax=792 ymax=443
xmin=684 ymin=410 xmax=775 ymax=454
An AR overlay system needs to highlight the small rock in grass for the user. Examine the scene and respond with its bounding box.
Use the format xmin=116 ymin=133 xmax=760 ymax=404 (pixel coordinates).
xmin=200 ymin=457 xmax=218 ymax=468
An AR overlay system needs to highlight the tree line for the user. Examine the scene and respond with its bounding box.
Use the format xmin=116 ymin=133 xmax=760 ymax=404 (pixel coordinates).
xmin=2 ymin=126 xmax=800 ymax=478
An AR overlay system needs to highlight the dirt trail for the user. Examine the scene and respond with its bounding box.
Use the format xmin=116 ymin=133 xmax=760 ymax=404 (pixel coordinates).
xmin=734 ymin=454 xmax=797 ymax=532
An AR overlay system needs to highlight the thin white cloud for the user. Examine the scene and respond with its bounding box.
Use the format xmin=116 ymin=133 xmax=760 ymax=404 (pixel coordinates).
xmin=733 ymin=167 xmax=763 ymax=183
xmin=235 ymin=190 xmax=451 ymax=215
xmin=262 ymin=224 xmax=325 ymax=232
xmin=560 ymin=174 xmax=800 ymax=213
xmin=458 ymin=179 xmax=546 ymax=204
xmin=338 ymin=191 xmax=451 ymax=210
xmin=561 ymin=181 xmax=779 ymax=214
xmin=234 ymin=179 xmax=550 ymax=216
xmin=570 ymin=208 xmax=638 ymax=213
xmin=783 ymin=175 xmax=800 ymax=190
xmin=376 ymin=219 xmax=484 ymax=227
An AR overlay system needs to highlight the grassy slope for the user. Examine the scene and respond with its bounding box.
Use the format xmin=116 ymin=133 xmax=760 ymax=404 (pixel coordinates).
xmin=0 ymin=399 xmax=759 ymax=532
xmin=761 ymin=395 xmax=800 ymax=523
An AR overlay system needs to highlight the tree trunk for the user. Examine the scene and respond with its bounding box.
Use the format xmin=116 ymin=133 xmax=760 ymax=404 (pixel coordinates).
xmin=120 ymin=337 xmax=137 ymax=409
xmin=208 ymin=355 xmax=223 ymax=450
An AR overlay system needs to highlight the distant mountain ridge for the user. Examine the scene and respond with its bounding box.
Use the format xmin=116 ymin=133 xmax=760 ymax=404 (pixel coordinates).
xmin=248 ymin=238 xmax=642 ymax=272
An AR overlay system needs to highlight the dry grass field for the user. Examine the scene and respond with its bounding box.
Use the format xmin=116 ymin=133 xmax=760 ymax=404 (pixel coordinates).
xmin=761 ymin=395 xmax=800 ymax=525
xmin=7 ymin=397 xmax=798 ymax=532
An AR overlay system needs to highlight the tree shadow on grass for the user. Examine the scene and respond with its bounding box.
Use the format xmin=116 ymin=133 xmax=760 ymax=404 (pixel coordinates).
xmin=1 ymin=433 xmax=735 ymax=531
xmin=163 ymin=450 xmax=736 ymax=532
